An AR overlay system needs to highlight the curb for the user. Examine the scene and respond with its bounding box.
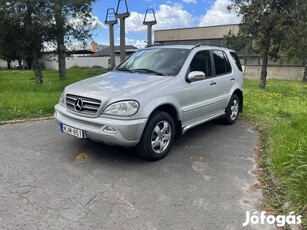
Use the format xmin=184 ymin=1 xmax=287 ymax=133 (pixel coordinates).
xmin=0 ymin=116 xmax=54 ymax=125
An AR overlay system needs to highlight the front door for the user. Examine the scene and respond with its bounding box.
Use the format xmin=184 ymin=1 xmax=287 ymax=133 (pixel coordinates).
xmin=181 ymin=50 xmax=220 ymax=125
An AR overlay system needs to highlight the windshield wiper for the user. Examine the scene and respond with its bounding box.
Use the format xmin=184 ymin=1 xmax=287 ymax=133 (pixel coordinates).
xmin=115 ymin=67 xmax=133 ymax=73
xmin=131 ymin=68 xmax=166 ymax=76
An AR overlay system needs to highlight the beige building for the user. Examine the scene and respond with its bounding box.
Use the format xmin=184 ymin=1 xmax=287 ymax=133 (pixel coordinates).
xmin=155 ymin=24 xmax=239 ymax=46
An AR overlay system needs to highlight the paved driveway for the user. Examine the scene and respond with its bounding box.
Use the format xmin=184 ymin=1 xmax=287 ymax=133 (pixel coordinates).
xmin=0 ymin=120 xmax=272 ymax=230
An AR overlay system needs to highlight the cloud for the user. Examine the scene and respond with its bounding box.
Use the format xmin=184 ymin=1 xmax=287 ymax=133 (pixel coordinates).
xmin=115 ymin=37 xmax=147 ymax=48
xmin=69 ymin=13 xmax=108 ymax=32
xmin=127 ymin=38 xmax=148 ymax=48
xmin=125 ymin=4 xmax=195 ymax=33
xmin=183 ymin=0 xmax=197 ymax=4
xmin=93 ymin=1 xmax=239 ymax=35
xmin=199 ymin=0 xmax=241 ymax=26
xmin=125 ymin=12 xmax=146 ymax=33
xmin=92 ymin=15 xmax=107 ymax=30
xmin=156 ymin=4 xmax=195 ymax=29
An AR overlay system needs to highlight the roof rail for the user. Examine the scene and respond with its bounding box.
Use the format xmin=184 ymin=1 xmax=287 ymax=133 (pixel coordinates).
xmin=193 ymin=43 xmax=223 ymax=48
xmin=146 ymin=42 xmax=162 ymax=47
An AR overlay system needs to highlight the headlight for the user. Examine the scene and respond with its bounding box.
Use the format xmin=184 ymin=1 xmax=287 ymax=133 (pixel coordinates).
xmin=59 ymin=91 xmax=65 ymax=105
xmin=103 ymin=100 xmax=139 ymax=116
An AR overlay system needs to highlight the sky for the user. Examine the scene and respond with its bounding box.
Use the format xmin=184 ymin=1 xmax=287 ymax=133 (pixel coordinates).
xmin=90 ymin=0 xmax=241 ymax=48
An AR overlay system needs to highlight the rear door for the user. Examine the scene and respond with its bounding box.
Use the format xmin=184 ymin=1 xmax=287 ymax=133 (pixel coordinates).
xmin=210 ymin=50 xmax=235 ymax=110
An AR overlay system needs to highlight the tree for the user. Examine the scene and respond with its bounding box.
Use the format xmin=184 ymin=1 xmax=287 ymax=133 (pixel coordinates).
xmin=0 ymin=3 xmax=24 ymax=69
xmin=278 ymin=0 xmax=307 ymax=82
xmin=0 ymin=0 xmax=96 ymax=82
xmin=23 ymin=1 xmax=50 ymax=83
xmin=0 ymin=0 xmax=51 ymax=83
xmin=228 ymin=0 xmax=290 ymax=88
xmin=50 ymin=0 xmax=96 ymax=80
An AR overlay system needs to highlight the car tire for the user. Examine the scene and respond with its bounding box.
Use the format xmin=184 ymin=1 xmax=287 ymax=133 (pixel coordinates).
xmin=224 ymin=94 xmax=240 ymax=125
xmin=136 ymin=111 xmax=175 ymax=161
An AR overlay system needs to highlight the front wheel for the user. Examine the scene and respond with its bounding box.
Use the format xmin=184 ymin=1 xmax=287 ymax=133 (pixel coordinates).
xmin=224 ymin=94 xmax=240 ymax=125
xmin=136 ymin=111 xmax=175 ymax=161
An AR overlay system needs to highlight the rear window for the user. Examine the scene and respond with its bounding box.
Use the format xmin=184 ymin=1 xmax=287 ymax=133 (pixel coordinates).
xmin=230 ymin=52 xmax=243 ymax=72
xmin=212 ymin=50 xmax=232 ymax=75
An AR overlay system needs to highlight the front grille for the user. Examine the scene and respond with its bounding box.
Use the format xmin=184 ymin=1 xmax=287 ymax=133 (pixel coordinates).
xmin=66 ymin=94 xmax=101 ymax=116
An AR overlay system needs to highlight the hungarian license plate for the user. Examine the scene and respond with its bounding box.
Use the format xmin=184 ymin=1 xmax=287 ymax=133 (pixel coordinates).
xmin=61 ymin=123 xmax=84 ymax=139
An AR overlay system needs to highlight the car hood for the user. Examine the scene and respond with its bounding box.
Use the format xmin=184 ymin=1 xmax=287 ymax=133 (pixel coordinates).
xmin=65 ymin=71 xmax=172 ymax=101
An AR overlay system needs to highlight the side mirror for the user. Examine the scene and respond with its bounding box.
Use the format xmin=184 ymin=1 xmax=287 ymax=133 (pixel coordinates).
xmin=187 ymin=71 xmax=206 ymax=82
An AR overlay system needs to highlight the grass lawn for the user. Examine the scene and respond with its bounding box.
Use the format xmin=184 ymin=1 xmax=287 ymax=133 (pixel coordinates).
xmin=243 ymin=79 xmax=307 ymax=227
xmin=0 ymin=68 xmax=306 ymax=226
xmin=0 ymin=67 xmax=107 ymax=121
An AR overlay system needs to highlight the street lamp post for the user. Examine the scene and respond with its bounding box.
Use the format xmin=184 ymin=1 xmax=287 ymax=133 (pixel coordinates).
xmin=115 ymin=0 xmax=130 ymax=62
xmin=105 ymin=8 xmax=118 ymax=69
xmin=143 ymin=9 xmax=157 ymax=47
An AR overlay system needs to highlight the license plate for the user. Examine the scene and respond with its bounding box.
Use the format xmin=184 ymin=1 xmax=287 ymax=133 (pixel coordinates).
xmin=61 ymin=123 xmax=84 ymax=139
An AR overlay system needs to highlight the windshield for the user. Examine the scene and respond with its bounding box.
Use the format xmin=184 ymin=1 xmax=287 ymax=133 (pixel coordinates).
xmin=115 ymin=48 xmax=189 ymax=76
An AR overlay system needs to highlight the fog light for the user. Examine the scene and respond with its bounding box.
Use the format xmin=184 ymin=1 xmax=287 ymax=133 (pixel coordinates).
xmin=102 ymin=125 xmax=118 ymax=134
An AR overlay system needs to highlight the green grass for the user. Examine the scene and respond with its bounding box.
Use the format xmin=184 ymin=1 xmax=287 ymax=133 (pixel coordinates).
xmin=243 ymin=79 xmax=307 ymax=226
xmin=0 ymin=67 xmax=107 ymax=121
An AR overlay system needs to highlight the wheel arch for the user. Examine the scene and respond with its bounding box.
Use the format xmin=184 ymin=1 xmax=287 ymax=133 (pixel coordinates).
xmin=232 ymin=89 xmax=243 ymax=112
xmin=150 ymin=104 xmax=182 ymax=137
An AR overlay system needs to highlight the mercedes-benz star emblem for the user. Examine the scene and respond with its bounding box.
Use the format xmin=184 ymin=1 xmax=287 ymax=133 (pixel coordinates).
xmin=74 ymin=98 xmax=84 ymax=112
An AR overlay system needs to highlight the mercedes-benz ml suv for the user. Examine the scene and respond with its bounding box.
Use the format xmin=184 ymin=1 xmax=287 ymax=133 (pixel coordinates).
xmin=54 ymin=44 xmax=244 ymax=161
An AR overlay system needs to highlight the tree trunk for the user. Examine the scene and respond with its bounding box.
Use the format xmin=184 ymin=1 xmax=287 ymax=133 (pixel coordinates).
xmin=259 ymin=44 xmax=270 ymax=89
xmin=7 ymin=60 xmax=11 ymax=69
xmin=303 ymin=65 xmax=307 ymax=82
xmin=32 ymin=48 xmax=43 ymax=84
xmin=55 ymin=0 xmax=66 ymax=80
xmin=18 ymin=59 xmax=22 ymax=69
xmin=57 ymin=39 xmax=66 ymax=79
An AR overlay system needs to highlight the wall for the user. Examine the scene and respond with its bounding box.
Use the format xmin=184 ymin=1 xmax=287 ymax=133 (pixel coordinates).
xmin=0 ymin=59 xmax=19 ymax=68
xmin=244 ymin=66 xmax=305 ymax=81
xmin=42 ymin=54 xmax=121 ymax=70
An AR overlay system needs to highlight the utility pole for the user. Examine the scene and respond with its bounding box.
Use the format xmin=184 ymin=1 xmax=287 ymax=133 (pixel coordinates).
xmin=105 ymin=8 xmax=118 ymax=69
xmin=115 ymin=0 xmax=130 ymax=62
xmin=143 ymin=9 xmax=157 ymax=47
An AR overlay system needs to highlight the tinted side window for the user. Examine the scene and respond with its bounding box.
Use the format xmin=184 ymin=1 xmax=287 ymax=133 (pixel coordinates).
xmin=189 ymin=50 xmax=212 ymax=77
xmin=212 ymin=50 xmax=232 ymax=75
xmin=230 ymin=52 xmax=243 ymax=72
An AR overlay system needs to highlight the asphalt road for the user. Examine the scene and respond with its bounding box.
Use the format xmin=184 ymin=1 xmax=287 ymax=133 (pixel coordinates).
xmin=0 ymin=119 xmax=274 ymax=230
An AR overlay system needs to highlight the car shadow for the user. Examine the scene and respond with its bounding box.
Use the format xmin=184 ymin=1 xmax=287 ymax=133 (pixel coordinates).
xmin=70 ymin=119 xmax=227 ymax=165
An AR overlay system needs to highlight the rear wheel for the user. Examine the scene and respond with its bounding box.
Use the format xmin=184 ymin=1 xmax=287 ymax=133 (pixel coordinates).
xmin=224 ymin=94 xmax=240 ymax=125
xmin=137 ymin=111 xmax=175 ymax=161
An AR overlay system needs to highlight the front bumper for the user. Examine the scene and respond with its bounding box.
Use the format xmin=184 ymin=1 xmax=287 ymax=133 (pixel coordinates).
xmin=54 ymin=104 xmax=147 ymax=147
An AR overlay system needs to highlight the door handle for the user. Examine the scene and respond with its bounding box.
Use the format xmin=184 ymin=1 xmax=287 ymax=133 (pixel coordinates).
xmin=230 ymin=77 xmax=235 ymax=81
xmin=210 ymin=81 xmax=216 ymax=86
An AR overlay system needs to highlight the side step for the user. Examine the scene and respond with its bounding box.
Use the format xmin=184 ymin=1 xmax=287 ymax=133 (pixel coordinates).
xmin=182 ymin=111 xmax=225 ymax=135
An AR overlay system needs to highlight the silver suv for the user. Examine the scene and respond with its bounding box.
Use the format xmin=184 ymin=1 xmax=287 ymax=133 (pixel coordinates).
xmin=54 ymin=45 xmax=244 ymax=161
